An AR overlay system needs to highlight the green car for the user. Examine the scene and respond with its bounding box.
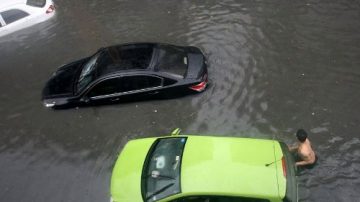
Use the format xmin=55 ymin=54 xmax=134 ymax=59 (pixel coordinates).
xmin=110 ymin=130 xmax=298 ymax=202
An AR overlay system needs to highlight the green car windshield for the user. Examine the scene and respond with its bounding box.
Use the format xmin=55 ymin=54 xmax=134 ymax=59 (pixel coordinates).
xmin=142 ymin=137 xmax=187 ymax=202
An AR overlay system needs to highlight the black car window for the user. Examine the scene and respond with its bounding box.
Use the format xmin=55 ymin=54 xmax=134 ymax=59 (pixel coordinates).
xmin=121 ymin=75 xmax=162 ymax=92
xmin=26 ymin=0 xmax=46 ymax=7
xmin=170 ymin=196 xmax=270 ymax=202
xmin=88 ymin=78 xmax=123 ymax=97
xmin=1 ymin=9 xmax=29 ymax=25
xmin=88 ymin=76 xmax=162 ymax=97
xmin=163 ymin=78 xmax=177 ymax=86
xmin=156 ymin=45 xmax=188 ymax=78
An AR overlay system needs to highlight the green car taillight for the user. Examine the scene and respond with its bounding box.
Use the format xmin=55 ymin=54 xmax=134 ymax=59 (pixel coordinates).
xmin=282 ymin=156 xmax=287 ymax=178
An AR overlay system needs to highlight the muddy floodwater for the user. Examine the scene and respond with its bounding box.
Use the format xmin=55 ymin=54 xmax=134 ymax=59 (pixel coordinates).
xmin=1 ymin=0 xmax=360 ymax=201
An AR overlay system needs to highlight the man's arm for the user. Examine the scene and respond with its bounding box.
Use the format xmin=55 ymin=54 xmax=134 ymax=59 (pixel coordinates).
xmin=288 ymin=145 xmax=298 ymax=152
xmin=295 ymin=160 xmax=312 ymax=166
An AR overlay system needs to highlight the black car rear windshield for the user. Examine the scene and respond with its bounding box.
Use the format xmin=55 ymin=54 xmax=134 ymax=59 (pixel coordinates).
xmin=141 ymin=137 xmax=187 ymax=202
xmin=156 ymin=46 xmax=188 ymax=78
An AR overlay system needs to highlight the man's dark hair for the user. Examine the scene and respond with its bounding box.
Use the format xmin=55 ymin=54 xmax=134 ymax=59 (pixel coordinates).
xmin=296 ymin=129 xmax=308 ymax=142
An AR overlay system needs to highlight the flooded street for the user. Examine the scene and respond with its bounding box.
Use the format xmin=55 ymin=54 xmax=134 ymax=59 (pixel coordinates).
xmin=1 ymin=0 xmax=360 ymax=201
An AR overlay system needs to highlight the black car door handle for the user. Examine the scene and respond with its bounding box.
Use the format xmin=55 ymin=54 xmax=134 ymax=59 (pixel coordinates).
xmin=110 ymin=97 xmax=120 ymax=102
xmin=148 ymin=91 xmax=159 ymax=95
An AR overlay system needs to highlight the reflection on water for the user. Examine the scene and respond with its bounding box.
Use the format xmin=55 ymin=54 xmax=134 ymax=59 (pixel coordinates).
xmin=0 ymin=0 xmax=360 ymax=201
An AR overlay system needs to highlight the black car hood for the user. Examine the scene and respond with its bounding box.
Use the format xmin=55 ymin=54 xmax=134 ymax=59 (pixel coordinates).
xmin=42 ymin=61 xmax=84 ymax=99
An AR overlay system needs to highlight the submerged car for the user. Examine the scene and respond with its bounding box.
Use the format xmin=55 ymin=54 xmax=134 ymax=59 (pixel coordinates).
xmin=0 ymin=0 xmax=55 ymax=37
xmin=42 ymin=43 xmax=208 ymax=108
xmin=110 ymin=130 xmax=298 ymax=202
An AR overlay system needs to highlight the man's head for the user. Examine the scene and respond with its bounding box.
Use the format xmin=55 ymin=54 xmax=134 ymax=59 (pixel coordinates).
xmin=296 ymin=129 xmax=307 ymax=142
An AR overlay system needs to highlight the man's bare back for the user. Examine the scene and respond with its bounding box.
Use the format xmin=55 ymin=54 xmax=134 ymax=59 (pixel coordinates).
xmin=289 ymin=129 xmax=316 ymax=167
xmin=296 ymin=139 xmax=316 ymax=166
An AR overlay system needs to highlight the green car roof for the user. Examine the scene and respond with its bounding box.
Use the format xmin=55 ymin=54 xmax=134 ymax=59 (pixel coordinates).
xmin=111 ymin=135 xmax=286 ymax=202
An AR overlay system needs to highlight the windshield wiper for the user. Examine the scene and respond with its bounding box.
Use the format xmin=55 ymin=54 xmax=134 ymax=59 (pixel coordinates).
xmin=145 ymin=183 xmax=174 ymax=201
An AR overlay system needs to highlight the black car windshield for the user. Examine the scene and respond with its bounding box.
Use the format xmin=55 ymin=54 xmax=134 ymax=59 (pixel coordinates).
xmin=77 ymin=51 xmax=102 ymax=93
xmin=156 ymin=46 xmax=188 ymax=78
xmin=77 ymin=44 xmax=154 ymax=93
xmin=141 ymin=137 xmax=187 ymax=202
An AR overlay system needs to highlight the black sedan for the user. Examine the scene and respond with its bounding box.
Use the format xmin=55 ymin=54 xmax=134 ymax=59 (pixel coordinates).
xmin=42 ymin=43 xmax=208 ymax=108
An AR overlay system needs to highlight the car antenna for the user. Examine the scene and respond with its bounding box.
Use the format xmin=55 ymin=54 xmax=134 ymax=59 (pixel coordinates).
xmin=265 ymin=131 xmax=278 ymax=167
xmin=265 ymin=159 xmax=282 ymax=167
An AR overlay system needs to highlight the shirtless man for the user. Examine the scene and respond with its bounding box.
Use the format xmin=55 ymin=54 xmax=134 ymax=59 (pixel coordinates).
xmin=289 ymin=129 xmax=316 ymax=167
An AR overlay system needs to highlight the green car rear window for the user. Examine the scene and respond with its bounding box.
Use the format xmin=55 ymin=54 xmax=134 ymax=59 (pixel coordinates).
xmin=141 ymin=137 xmax=187 ymax=202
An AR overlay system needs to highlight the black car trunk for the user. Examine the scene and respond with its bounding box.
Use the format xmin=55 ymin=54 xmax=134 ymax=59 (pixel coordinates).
xmin=186 ymin=53 xmax=205 ymax=79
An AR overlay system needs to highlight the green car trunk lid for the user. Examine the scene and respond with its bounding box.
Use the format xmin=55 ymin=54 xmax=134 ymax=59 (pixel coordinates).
xmin=180 ymin=136 xmax=286 ymax=201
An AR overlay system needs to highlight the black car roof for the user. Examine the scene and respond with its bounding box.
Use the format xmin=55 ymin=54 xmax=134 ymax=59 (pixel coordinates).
xmin=94 ymin=43 xmax=156 ymax=77
xmin=92 ymin=43 xmax=190 ymax=81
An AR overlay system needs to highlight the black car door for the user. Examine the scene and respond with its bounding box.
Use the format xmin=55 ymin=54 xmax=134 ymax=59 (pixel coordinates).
xmin=85 ymin=75 xmax=163 ymax=102
xmin=120 ymin=75 xmax=163 ymax=95
xmin=85 ymin=77 xmax=124 ymax=102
